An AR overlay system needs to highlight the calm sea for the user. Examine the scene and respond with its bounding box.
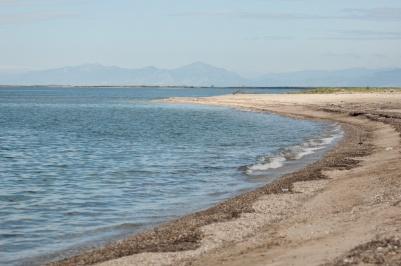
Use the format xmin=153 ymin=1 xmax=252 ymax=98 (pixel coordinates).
xmin=0 ymin=87 xmax=341 ymax=265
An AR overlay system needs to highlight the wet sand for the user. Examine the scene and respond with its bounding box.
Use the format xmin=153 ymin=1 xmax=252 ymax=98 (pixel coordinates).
xmin=50 ymin=92 xmax=401 ymax=266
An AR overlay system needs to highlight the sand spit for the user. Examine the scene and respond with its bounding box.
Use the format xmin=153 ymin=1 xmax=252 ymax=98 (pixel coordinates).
xmin=50 ymin=93 xmax=401 ymax=266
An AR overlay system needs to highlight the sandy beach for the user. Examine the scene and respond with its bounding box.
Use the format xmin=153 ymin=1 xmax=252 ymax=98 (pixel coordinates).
xmin=51 ymin=92 xmax=401 ymax=266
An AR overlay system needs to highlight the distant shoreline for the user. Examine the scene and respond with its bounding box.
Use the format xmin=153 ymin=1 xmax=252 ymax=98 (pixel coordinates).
xmin=0 ymin=84 xmax=310 ymax=89
xmin=1 ymin=85 xmax=400 ymax=90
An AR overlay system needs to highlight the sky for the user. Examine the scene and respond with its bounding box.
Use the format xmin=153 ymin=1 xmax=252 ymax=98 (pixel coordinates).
xmin=0 ymin=0 xmax=401 ymax=76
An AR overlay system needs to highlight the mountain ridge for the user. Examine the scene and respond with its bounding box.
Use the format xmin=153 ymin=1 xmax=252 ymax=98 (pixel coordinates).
xmin=1 ymin=62 xmax=400 ymax=87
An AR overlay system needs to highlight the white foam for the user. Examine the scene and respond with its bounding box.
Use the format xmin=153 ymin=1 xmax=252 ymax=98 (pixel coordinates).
xmin=245 ymin=125 xmax=342 ymax=175
xmin=246 ymin=156 xmax=286 ymax=174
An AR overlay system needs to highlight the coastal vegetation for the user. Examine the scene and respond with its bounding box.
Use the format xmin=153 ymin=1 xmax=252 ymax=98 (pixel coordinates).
xmin=301 ymin=87 xmax=401 ymax=94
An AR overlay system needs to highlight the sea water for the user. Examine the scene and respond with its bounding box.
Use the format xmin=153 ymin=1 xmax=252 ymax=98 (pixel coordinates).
xmin=0 ymin=87 xmax=341 ymax=265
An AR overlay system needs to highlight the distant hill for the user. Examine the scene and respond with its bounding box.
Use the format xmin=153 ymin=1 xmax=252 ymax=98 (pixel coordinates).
xmin=0 ymin=62 xmax=400 ymax=87
xmin=0 ymin=62 xmax=246 ymax=87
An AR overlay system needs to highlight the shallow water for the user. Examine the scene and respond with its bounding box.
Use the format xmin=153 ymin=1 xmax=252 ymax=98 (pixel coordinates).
xmin=0 ymin=87 xmax=341 ymax=265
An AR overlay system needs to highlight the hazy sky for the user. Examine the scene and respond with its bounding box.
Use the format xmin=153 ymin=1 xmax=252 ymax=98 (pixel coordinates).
xmin=1 ymin=0 xmax=401 ymax=76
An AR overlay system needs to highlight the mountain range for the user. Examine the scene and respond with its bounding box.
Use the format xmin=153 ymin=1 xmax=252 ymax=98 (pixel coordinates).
xmin=1 ymin=62 xmax=400 ymax=87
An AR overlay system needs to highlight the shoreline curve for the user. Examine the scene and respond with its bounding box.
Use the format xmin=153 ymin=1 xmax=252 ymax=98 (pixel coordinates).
xmin=50 ymin=92 xmax=401 ymax=266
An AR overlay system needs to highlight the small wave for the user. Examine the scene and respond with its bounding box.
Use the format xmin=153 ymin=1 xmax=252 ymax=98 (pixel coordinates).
xmin=63 ymin=223 xmax=144 ymax=239
xmin=98 ymin=223 xmax=143 ymax=232
xmin=245 ymin=156 xmax=286 ymax=173
xmin=243 ymin=126 xmax=342 ymax=175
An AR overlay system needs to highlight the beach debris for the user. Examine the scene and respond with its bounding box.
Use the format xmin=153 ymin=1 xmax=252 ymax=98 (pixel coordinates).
xmin=329 ymin=238 xmax=401 ymax=266
xmin=374 ymin=193 xmax=383 ymax=204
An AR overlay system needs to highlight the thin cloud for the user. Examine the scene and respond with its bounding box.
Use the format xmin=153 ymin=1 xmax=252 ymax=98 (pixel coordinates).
xmin=323 ymin=52 xmax=362 ymax=59
xmin=320 ymin=30 xmax=401 ymax=40
xmin=0 ymin=0 xmax=43 ymax=5
xmin=171 ymin=7 xmax=401 ymax=22
xmin=0 ymin=0 xmax=19 ymax=3
xmin=323 ymin=52 xmax=389 ymax=59
xmin=0 ymin=0 xmax=86 ymax=5
xmin=342 ymin=8 xmax=401 ymax=21
xmin=0 ymin=12 xmax=77 ymax=26
xmin=248 ymin=35 xmax=294 ymax=41
xmin=171 ymin=10 xmax=328 ymax=20
xmin=0 ymin=0 xmax=83 ymax=26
